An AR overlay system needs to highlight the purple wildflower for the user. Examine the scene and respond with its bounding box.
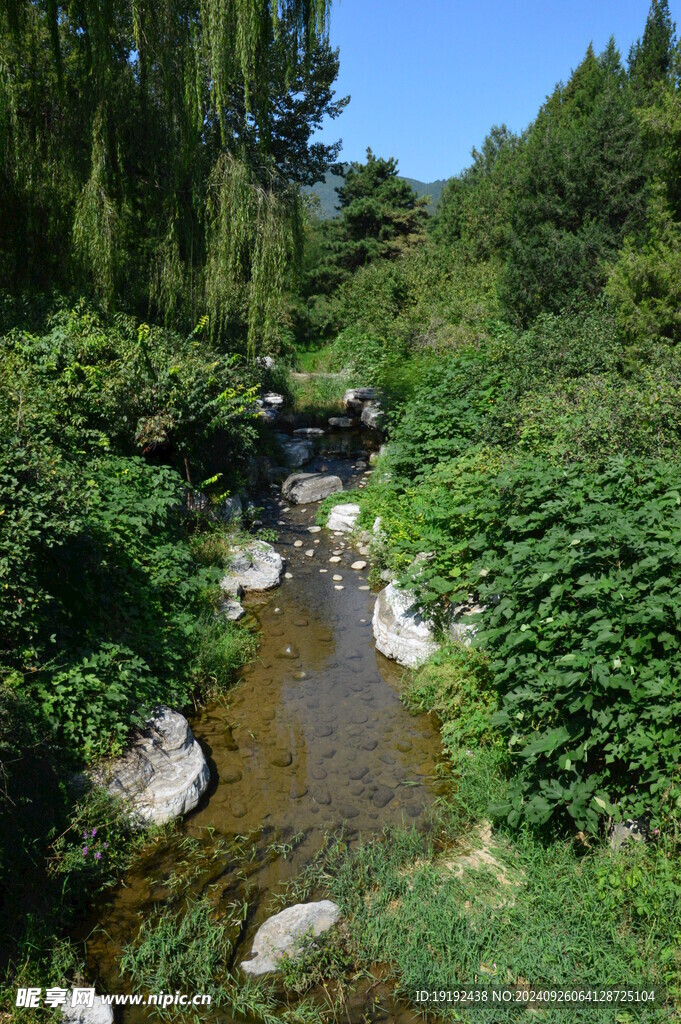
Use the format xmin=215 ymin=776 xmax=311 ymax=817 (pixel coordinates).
xmin=94 ymin=851 xmax=102 ymax=861
xmin=82 ymin=847 xmax=88 ymax=857
xmin=91 ymin=828 xmax=98 ymax=838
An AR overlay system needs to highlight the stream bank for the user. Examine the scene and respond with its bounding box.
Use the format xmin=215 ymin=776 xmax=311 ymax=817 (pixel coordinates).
xmin=79 ymin=430 xmax=447 ymax=1022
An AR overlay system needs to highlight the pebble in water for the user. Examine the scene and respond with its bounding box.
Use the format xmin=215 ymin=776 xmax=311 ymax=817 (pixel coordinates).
xmin=334 ymin=585 xmax=344 ymax=590
xmin=279 ymin=644 xmax=300 ymax=658
xmin=285 ymin=572 xmax=293 ymax=579
xmin=351 ymin=560 xmax=367 ymax=570
xmin=314 ymin=539 xmax=320 ymax=545
xmin=319 ymin=568 xmax=328 ymax=573
xmin=329 ymin=556 xmax=341 ymax=563
xmin=268 ymin=750 xmax=293 ymax=767
xmin=332 ymin=574 xmax=343 ymax=581
xmin=308 ymin=525 xmax=321 ymax=533
xmin=274 ymin=607 xmax=282 ymax=614
xmin=293 ymin=540 xmax=303 ymax=548
xmin=358 ymin=585 xmax=370 ymax=591
xmin=305 ymin=549 xmax=315 ymax=557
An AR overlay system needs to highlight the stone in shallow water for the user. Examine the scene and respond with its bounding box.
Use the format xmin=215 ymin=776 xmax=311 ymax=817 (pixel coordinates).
xmin=293 ymin=540 xmax=303 ymax=547
xmin=334 ymin=585 xmax=344 ymax=590
xmin=282 ymin=472 xmax=343 ymax=505
xmin=372 ymin=785 xmax=394 ymax=808
xmin=351 ymin=560 xmax=367 ymax=571
xmin=269 ymin=751 xmax=293 ymax=767
xmin=308 ymin=525 xmax=322 ymax=533
xmin=305 ymin=549 xmax=315 ymax=557
xmin=278 ymin=644 xmax=300 ymax=659
xmin=222 ymin=768 xmax=243 ymax=784
xmin=332 ymin=574 xmax=343 ymax=581
xmin=329 ymin=555 xmax=341 ymax=563
xmin=241 ymin=901 xmax=341 ymax=975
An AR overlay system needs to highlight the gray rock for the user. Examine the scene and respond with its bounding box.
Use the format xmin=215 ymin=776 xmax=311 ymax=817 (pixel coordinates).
xmin=361 ymin=402 xmax=384 ymax=430
xmin=219 ymin=597 xmax=246 ymax=621
xmin=282 ymin=473 xmax=343 ymax=504
xmin=219 ymin=494 xmax=243 ymax=522
xmin=344 ymin=387 xmax=377 ymax=414
xmin=328 ymin=416 xmax=355 ymax=429
xmin=610 ymin=818 xmax=647 ymax=852
xmin=256 ymin=355 xmax=275 ymax=370
xmin=103 ymin=707 xmax=210 ymax=825
xmin=257 ymin=407 xmax=279 ymax=425
xmin=220 ymin=541 xmax=284 ymax=592
xmin=62 ymin=993 xmax=113 ymax=1024
xmin=372 ymin=583 xmax=438 ymax=668
xmin=241 ymin=901 xmax=341 ymax=975
xmin=326 ymin=503 xmax=361 ymax=533
xmin=293 ymin=427 xmax=325 ymax=436
xmin=280 ymin=438 xmax=314 ymax=468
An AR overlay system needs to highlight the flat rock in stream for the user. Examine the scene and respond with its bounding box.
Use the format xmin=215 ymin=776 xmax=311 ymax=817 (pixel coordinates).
xmin=101 ymin=707 xmax=210 ymax=825
xmin=220 ymin=541 xmax=283 ymax=593
xmin=282 ymin=473 xmax=342 ymax=504
xmin=326 ymin=502 xmax=360 ymax=533
xmin=241 ymin=901 xmax=341 ymax=975
xmin=372 ymin=583 xmax=439 ymax=668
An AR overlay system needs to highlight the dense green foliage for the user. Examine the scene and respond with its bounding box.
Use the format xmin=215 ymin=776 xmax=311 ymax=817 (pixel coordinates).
xmin=304 ymin=2 xmax=681 ymax=837
xmin=0 ymin=0 xmax=343 ymax=350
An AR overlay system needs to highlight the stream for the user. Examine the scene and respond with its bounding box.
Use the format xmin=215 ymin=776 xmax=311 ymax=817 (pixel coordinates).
xmin=81 ymin=433 xmax=446 ymax=1022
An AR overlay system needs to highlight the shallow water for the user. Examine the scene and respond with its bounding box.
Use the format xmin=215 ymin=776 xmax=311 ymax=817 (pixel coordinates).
xmin=82 ymin=436 xmax=444 ymax=1021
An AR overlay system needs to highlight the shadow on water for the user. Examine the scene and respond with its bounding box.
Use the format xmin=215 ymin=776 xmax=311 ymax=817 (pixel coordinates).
xmin=80 ymin=435 xmax=445 ymax=1023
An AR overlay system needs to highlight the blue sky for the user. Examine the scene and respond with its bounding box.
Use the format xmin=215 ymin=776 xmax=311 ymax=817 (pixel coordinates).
xmin=318 ymin=0 xmax=680 ymax=182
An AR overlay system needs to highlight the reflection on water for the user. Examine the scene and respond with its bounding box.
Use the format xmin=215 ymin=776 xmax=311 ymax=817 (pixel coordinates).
xmin=82 ymin=438 xmax=444 ymax=1022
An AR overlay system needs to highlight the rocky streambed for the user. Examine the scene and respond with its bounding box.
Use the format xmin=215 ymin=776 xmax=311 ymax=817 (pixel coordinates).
xmin=79 ymin=433 xmax=446 ymax=1022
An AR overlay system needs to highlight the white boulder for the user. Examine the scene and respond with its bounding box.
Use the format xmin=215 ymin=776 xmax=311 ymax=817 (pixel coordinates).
xmin=241 ymin=901 xmax=341 ymax=975
xmin=372 ymin=583 xmax=438 ymax=668
xmin=221 ymin=542 xmax=283 ymax=593
xmin=62 ymin=993 xmax=113 ymax=1024
xmin=326 ymin=503 xmax=360 ymax=533
xmin=104 ymin=707 xmax=210 ymax=825
xmin=282 ymin=473 xmax=343 ymax=504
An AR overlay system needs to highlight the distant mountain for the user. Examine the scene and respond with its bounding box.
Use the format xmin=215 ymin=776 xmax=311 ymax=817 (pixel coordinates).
xmin=304 ymin=165 xmax=448 ymax=219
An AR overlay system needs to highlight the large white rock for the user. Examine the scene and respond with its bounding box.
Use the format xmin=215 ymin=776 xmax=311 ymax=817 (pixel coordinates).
xmin=104 ymin=708 xmax=210 ymax=825
xmin=372 ymin=583 xmax=438 ymax=668
xmin=241 ymin=901 xmax=341 ymax=975
xmin=326 ymin=503 xmax=361 ymax=533
xmin=282 ymin=473 xmax=343 ymax=504
xmin=221 ymin=542 xmax=283 ymax=593
xmin=62 ymin=993 xmax=113 ymax=1024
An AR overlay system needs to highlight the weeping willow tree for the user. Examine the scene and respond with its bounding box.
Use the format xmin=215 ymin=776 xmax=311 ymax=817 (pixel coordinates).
xmin=0 ymin=0 xmax=344 ymax=352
